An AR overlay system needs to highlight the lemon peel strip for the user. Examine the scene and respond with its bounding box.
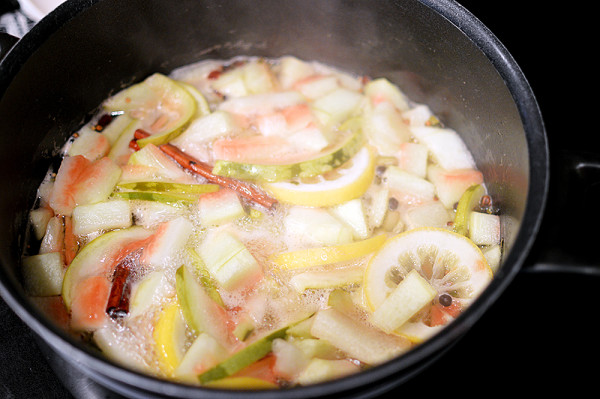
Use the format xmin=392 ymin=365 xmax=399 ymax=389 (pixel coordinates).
xmin=154 ymin=301 xmax=184 ymax=376
xmin=271 ymin=234 xmax=387 ymax=270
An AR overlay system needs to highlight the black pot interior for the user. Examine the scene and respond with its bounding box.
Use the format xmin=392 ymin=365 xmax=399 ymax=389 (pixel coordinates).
xmin=0 ymin=0 xmax=547 ymax=397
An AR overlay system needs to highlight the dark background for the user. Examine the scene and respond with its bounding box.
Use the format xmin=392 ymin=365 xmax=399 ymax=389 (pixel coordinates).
xmin=1 ymin=1 xmax=597 ymax=397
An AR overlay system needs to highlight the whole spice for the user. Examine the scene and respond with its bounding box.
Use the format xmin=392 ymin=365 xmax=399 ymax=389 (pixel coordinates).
xmin=132 ymin=130 xmax=278 ymax=209
xmin=106 ymin=256 xmax=136 ymax=318
xmin=93 ymin=114 xmax=113 ymax=131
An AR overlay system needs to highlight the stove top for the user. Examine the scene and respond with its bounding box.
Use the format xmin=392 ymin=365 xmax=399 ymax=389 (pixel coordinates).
xmin=1 ymin=1 xmax=598 ymax=398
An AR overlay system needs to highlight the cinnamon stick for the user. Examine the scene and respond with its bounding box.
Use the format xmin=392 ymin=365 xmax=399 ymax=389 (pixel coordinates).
xmin=106 ymin=256 xmax=135 ymax=318
xmin=133 ymin=129 xmax=150 ymax=140
xmin=129 ymin=138 xmax=140 ymax=151
xmin=133 ymin=129 xmax=277 ymax=209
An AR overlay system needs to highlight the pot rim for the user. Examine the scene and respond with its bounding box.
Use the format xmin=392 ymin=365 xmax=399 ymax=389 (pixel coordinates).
xmin=0 ymin=0 xmax=549 ymax=397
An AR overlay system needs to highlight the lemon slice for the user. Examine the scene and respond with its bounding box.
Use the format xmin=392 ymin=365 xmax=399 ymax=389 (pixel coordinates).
xmin=453 ymin=184 xmax=486 ymax=236
xmin=154 ymin=300 xmax=188 ymax=376
xmin=364 ymin=227 xmax=493 ymax=342
xmin=263 ymin=147 xmax=375 ymax=207
xmin=272 ymin=233 xmax=387 ymax=270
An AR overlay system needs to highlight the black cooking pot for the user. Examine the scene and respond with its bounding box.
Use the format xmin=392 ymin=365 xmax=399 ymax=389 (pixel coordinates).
xmin=0 ymin=0 xmax=594 ymax=398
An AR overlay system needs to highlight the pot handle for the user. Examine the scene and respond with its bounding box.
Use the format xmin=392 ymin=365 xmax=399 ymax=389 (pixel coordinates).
xmin=523 ymin=148 xmax=600 ymax=275
xmin=0 ymin=32 xmax=19 ymax=60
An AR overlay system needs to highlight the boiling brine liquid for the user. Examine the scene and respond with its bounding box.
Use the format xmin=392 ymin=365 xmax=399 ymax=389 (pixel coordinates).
xmin=23 ymin=56 xmax=500 ymax=387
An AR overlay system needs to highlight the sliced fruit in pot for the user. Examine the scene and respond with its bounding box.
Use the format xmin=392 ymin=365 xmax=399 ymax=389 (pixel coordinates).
xmin=283 ymin=206 xmax=354 ymax=247
xmin=311 ymin=87 xmax=364 ymax=126
xmin=62 ymin=226 xmax=154 ymax=327
xmin=49 ymin=156 xmax=122 ymax=217
xmin=277 ymin=56 xmax=316 ymax=90
xmin=186 ymin=248 xmax=224 ymax=307
xmin=196 ymin=230 xmax=263 ymax=291
xmin=293 ymin=75 xmax=339 ymax=100
xmin=176 ymin=81 xmax=211 ymax=118
xmin=289 ymin=266 xmax=364 ymax=292
xmin=170 ymin=110 xmax=240 ymax=159
xmin=103 ymin=73 xmax=196 ymax=147
xmin=126 ymin=142 xmax=197 ymax=184
xmin=410 ymin=126 xmax=477 ymax=170
xmin=393 ymin=321 xmax=443 ymax=344
xmin=212 ymin=135 xmax=301 ymax=165
xmin=370 ymin=269 xmax=437 ymax=333
xmin=211 ymin=59 xmax=277 ymax=98
xmin=175 ymin=265 xmax=234 ymax=349
xmin=217 ymin=90 xmax=304 ymax=117
xmin=468 ymin=211 xmax=501 ymax=246
xmin=384 ymin=165 xmax=436 ymax=203
xmin=107 ymin=118 xmax=142 ymax=166
xmin=93 ymin=320 xmax=150 ymax=373
xmin=197 ymin=188 xmax=245 ymax=226
xmin=396 ymin=142 xmax=428 ymax=178
xmin=211 ymin=126 xmax=364 ymax=182
xmin=67 ymin=128 xmax=110 ymax=161
xmin=71 ymin=199 xmax=132 ymax=236
xmin=361 ymin=101 xmax=411 ymax=156
xmin=174 ymin=332 xmax=229 ymax=383
xmin=140 ymin=216 xmax=194 ymax=269
xmin=39 ymin=216 xmax=64 ymax=254
xmin=331 ymin=198 xmax=370 ymax=240
xmin=402 ymin=201 xmax=451 ymax=231
xmin=114 ymin=181 xmax=220 ymax=205
xmin=427 ymin=165 xmax=484 ymax=209
xmin=112 ymin=191 xmax=202 ymax=204
xmin=21 ymin=252 xmax=65 ymax=296
xmin=228 ymin=355 xmax=278 ymax=386
xmin=310 ymin=308 xmax=410 ymax=365
xmin=117 ymin=181 xmax=219 ymax=194
xmin=364 ymin=227 xmax=493 ymax=342
xmin=271 ymin=338 xmax=309 ymax=380
xmin=69 ymin=274 xmax=112 ymax=331
xmin=364 ymin=78 xmax=410 ymax=112
xmin=296 ymin=358 xmax=360 ymax=386
xmin=129 ymin=270 xmax=171 ymax=318
xmin=197 ymin=325 xmax=289 ymax=384
xmin=29 ymin=207 xmax=53 ymax=241
xmin=99 ymin=113 xmax=137 ymax=146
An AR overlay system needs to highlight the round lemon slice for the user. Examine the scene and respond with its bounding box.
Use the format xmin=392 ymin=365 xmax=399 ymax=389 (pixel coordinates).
xmin=263 ymin=146 xmax=375 ymax=207
xmin=364 ymin=227 xmax=493 ymax=343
